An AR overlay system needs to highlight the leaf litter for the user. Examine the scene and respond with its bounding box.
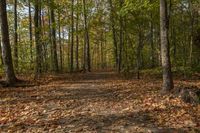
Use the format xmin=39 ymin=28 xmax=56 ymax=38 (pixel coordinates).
xmin=0 ymin=72 xmax=199 ymax=132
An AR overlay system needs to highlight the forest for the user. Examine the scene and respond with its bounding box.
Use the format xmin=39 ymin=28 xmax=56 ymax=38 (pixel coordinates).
xmin=0 ymin=0 xmax=200 ymax=132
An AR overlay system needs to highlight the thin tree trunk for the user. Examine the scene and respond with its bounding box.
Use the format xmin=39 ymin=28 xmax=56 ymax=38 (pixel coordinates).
xmin=189 ymin=0 xmax=194 ymax=66
xmin=62 ymin=28 xmax=65 ymax=68
xmin=0 ymin=0 xmax=17 ymax=84
xmin=150 ymin=21 xmax=155 ymax=68
xmin=47 ymin=3 xmax=52 ymax=69
xmin=14 ymin=0 xmax=18 ymax=70
xmin=50 ymin=0 xmax=59 ymax=72
xmin=75 ymin=4 xmax=79 ymax=71
xmin=58 ymin=11 xmax=63 ymax=71
xmin=108 ymin=0 xmax=118 ymax=68
xmin=28 ymin=0 xmax=33 ymax=64
xmin=160 ymin=0 xmax=174 ymax=92
xmin=0 ymin=37 xmax=3 ymax=65
xmin=68 ymin=27 xmax=71 ymax=71
xmin=149 ymin=0 xmax=154 ymax=68
xmin=136 ymin=30 xmax=143 ymax=79
xmin=83 ymin=0 xmax=91 ymax=72
xmin=70 ymin=0 xmax=74 ymax=72
xmin=118 ymin=0 xmax=124 ymax=73
xmin=34 ymin=0 xmax=42 ymax=77
xmin=100 ymin=32 xmax=104 ymax=69
xmin=41 ymin=10 xmax=48 ymax=72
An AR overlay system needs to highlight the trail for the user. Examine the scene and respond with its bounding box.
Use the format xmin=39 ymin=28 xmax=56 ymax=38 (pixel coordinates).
xmin=0 ymin=72 xmax=199 ymax=132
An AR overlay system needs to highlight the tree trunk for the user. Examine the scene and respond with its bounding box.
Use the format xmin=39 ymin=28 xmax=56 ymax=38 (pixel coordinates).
xmin=75 ymin=3 xmax=79 ymax=71
xmin=101 ymin=37 xmax=104 ymax=69
xmin=83 ymin=0 xmax=91 ymax=72
xmin=70 ymin=0 xmax=74 ymax=72
xmin=34 ymin=0 xmax=42 ymax=77
xmin=68 ymin=27 xmax=71 ymax=71
xmin=136 ymin=30 xmax=143 ymax=80
xmin=28 ymin=0 xmax=33 ymax=64
xmin=108 ymin=0 xmax=118 ymax=68
xmin=58 ymin=11 xmax=63 ymax=71
xmin=50 ymin=0 xmax=59 ymax=72
xmin=118 ymin=0 xmax=124 ymax=73
xmin=14 ymin=0 xmax=18 ymax=71
xmin=0 ymin=0 xmax=17 ymax=84
xmin=0 ymin=37 xmax=3 ymax=65
xmin=189 ymin=0 xmax=194 ymax=67
xmin=149 ymin=0 xmax=155 ymax=68
xmin=160 ymin=0 xmax=174 ymax=92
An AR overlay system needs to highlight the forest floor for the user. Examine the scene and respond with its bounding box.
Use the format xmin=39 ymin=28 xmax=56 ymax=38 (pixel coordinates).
xmin=0 ymin=72 xmax=200 ymax=133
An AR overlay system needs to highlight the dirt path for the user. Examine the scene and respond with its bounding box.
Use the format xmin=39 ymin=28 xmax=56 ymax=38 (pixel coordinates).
xmin=0 ymin=72 xmax=199 ymax=132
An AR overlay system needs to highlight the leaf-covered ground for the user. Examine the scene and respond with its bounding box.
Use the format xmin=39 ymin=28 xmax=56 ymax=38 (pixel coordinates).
xmin=0 ymin=72 xmax=199 ymax=132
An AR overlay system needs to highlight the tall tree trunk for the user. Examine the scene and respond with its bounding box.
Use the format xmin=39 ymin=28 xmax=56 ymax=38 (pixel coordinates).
xmin=75 ymin=3 xmax=79 ymax=71
xmin=0 ymin=0 xmax=17 ymax=84
xmin=150 ymin=0 xmax=155 ymax=68
xmin=58 ymin=11 xmax=63 ymax=71
xmin=47 ymin=3 xmax=52 ymax=70
xmin=150 ymin=20 xmax=155 ymax=68
xmin=28 ymin=0 xmax=33 ymax=63
xmin=118 ymin=0 xmax=124 ymax=73
xmin=14 ymin=0 xmax=18 ymax=71
xmin=136 ymin=31 xmax=142 ymax=79
xmin=0 ymin=37 xmax=3 ymax=65
xmin=160 ymin=0 xmax=174 ymax=92
xmin=83 ymin=0 xmax=91 ymax=72
xmin=68 ymin=27 xmax=71 ymax=71
xmin=189 ymin=0 xmax=194 ymax=66
xmin=41 ymin=10 xmax=48 ymax=72
xmin=34 ymin=0 xmax=42 ymax=77
xmin=70 ymin=0 xmax=74 ymax=72
xmin=62 ymin=28 xmax=65 ymax=68
xmin=50 ymin=0 xmax=59 ymax=72
xmin=100 ymin=32 xmax=104 ymax=69
xmin=108 ymin=0 xmax=118 ymax=68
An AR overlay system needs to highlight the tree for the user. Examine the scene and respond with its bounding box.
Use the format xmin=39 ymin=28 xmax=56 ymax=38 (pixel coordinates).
xmin=160 ymin=0 xmax=174 ymax=92
xmin=58 ymin=10 xmax=63 ymax=71
xmin=109 ymin=0 xmax=118 ymax=68
xmin=34 ymin=0 xmax=42 ymax=77
xmin=14 ymin=0 xmax=18 ymax=70
xmin=0 ymin=0 xmax=17 ymax=84
xmin=118 ymin=0 xmax=124 ymax=73
xmin=75 ymin=0 xmax=79 ymax=71
xmin=83 ymin=0 xmax=91 ymax=72
xmin=70 ymin=0 xmax=74 ymax=72
xmin=28 ymin=0 xmax=33 ymax=63
xmin=50 ymin=0 xmax=59 ymax=72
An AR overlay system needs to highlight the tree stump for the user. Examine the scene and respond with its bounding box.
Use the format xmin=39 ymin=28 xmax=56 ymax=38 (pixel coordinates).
xmin=174 ymin=86 xmax=200 ymax=104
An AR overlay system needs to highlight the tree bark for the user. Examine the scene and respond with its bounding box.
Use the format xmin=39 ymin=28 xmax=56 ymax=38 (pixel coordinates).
xmin=70 ymin=0 xmax=74 ymax=72
xmin=83 ymin=0 xmax=91 ymax=72
xmin=108 ymin=0 xmax=118 ymax=68
xmin=28 ymin=0 xmax=33 ymax=63
xmin=34 ymin=0 xmax=42 ymax=77
xmin=50 ymin=0 xmax=59 ymax=72
xmin=189 ymin=0 xmax=194 ymax=67
xmin=0 ymin=37 xmax=3 ymax=65
xmin=118 ymin=0 xmax=124 ymax=73
xmin=14 ymin=0 xmax=18 ymax=70
xmin=75 ymin=2 xmax=79 ymax=71
xmin=0 ymin=0 xmax=17 ymax=84
xmin=160 ymin=0 xmax=174 ymax=92
xmin=136 ymin=30 xmax=143 ymax=79
xmin=149 ymin=0 xmax=155 ymax=68
xmin=58 ymin=11 xmax=63 ymax=71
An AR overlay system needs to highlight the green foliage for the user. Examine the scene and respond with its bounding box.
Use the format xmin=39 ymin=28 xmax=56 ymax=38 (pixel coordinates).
xmin=0 ymin=0 xmax=200 ymax=76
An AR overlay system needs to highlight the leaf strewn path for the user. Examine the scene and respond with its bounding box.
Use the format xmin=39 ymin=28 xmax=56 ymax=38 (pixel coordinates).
xmin=0 ymin=72 xmax=199 ymax=132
